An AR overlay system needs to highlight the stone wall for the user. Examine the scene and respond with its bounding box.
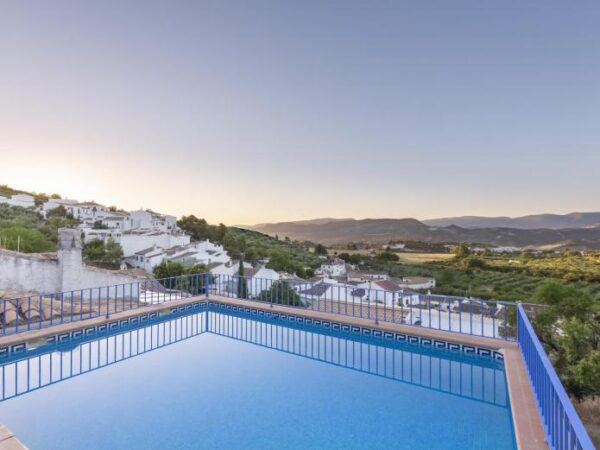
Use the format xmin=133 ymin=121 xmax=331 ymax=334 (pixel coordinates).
xmin=0 ymin=229 xmax=147 ymax=297
xmin=0 ymin=251 xmax=60 ymax=294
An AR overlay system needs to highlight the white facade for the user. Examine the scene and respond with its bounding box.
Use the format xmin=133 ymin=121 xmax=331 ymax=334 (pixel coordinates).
xmin=210 ymin=260 xmax=253 ymax=278
xmin=209 ymin=262 xmax=279 ymax=297
xmin=67 ymin=202 xmax=110 ymax=223
xmin=242 ymin=266 xmax=281 ymax=297
xmin=0 ymin=229 xmax=147 ymax=296
xmin=99 ymin=213 xmax=132 ymax=230
xmin=126 ymin=246 xmax=167 ymax=273
xmin=41 ymin=198 xmax=78 ymax=216
xmin=81 ymin=228 xmax=122 ymax=244
xmin=347 ymin=271 xmax=389 ymax=282
xmin=397 ymin=277 xmax=436 ymax=290
xmin=316 ymin=258 xmax=346 ymax=277
xmin=129 ymin=210 xmax=177 ymax=233
xmin=167 ymin=240 xmax=230 ymax=267
xmin=0 ymin=194 xmax=35 ymax=209
xmin=118 ymin=231 xmax=190 ymax=257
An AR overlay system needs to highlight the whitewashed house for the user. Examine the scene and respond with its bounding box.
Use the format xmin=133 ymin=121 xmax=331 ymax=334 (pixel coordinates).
xmin=99 ymin=213 xmax=132 ymax=231
xmin=316 ymin=258 xmax=347 ymax=277
xmin=0 ymin=194 xmax=35 ymax=208
xmin=129 ymin=210 xmax=178 ymax=233
xmin=346 ymin=270 xmax=389 ymax=282
xmin=210 ymin=260 xmax=253 ymax=278
xmin=209 ymin=261 xmax=276 ymax=297
xmin=243 ymin=266 xmax=280 ymax=297
xmin=126 ymin=246 xmax=166 ymax=273
xmin=118 ymin=230 xmax=190 ymax=257
xmin=166 ymin=240 xmax=231 ymax=267
xmin=41 ymin=198 xmax=79 ymax=217
xmin=355 ymin=279 xmax=420 ymax=306
xmin=67 ymin=202 xmax=110 ymax=223
xmin=397 ymin=277 xmax=436 ymax=290
xmin=81 ymin=228 xmax=122 ymax=244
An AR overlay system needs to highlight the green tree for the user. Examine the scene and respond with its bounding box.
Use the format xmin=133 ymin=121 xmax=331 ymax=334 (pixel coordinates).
xmin=256 ymin=281 xmax=303 ymax=306
xmin=338 ymin=252 xmax=351 ymax=262
xmin=153 ymin=260 xmax=186 ymax=279
xmin=349 ymin=254 xmax=363 ymax=265
xmin=237 ymin=259 xmax=248 ymax=299
xmin=105 ymin=238 xmax=124 ymax=265
xmin=375 ymin=251 xmax=399 ymax=262
xmin=83 ymin=238 xmax=123 ymax=269
xmin=0 ymin=226 xmax=54 ymax=252
xmin=266 ymin=249 xmax=296 ymax=273
xmin=458 ymin=257 xmax=485 ymax=271
xmin=47 ymin=205 xmax=69 ymax=218
xmin=314 ymin=243 xmax=328 ymax=256
xmin=83 ymin=239 xmax=105 ymax=261
xmin=40 ymin=217 xmax=79 ymax=244
xmin=186 ymin=263 xmax=209 ymax=274
xmin=533 ymin=281 xmax=599 ymax=398
xmin=453 ymin=242 xmax=471 ymax=259
xmin=177 ymin=215 xmax=217 ymax=241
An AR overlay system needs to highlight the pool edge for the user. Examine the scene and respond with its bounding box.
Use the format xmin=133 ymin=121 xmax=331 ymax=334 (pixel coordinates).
xmin=0 ymin=423 xmax=27 ymax=449
xmin=0 ymin=294 xmax=547 ymax=450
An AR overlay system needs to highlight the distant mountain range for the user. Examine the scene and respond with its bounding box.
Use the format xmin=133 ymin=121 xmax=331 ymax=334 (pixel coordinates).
xmin=246 ymin=214 xmax=600 ymax=249
xmin=422 ymin=212 xmax=600 ymax=230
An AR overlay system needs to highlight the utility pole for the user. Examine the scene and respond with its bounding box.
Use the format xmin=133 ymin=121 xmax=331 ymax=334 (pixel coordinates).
xmin=17 ymin=235 xmax=20 ymax=252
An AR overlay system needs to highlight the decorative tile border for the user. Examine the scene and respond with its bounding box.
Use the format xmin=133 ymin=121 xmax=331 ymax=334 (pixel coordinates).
xmin=0 ymin=299 xmax=502 ymax=362
xmin=207 ymin=301 xmax=504 ymax=361
xmin=0 ymin=301 xmax=209 ymax=357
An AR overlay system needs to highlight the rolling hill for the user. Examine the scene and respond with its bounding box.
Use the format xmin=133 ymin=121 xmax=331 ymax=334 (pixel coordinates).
xmin=247 ymin=218 xmax=600 ymax=248
xmin=422 ymin=212 xmax=600 ymax=229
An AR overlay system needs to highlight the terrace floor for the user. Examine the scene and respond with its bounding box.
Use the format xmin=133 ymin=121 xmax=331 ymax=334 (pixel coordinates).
xmin=0 ymin=294 xmax=548 ymax=450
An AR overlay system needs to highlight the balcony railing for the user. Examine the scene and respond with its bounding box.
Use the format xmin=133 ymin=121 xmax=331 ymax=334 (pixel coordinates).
xmin=517 ymin=304 xmax=594 ymax=450
xmin=1 ymin=273 xmax=595 ymax=448
xmin=0 ymin=273 xmax=517 ymax=340
xmin=210 ymin=274 xmax=517 ymax=340
xmin=0 ymin=273 xmax=210 ymax=336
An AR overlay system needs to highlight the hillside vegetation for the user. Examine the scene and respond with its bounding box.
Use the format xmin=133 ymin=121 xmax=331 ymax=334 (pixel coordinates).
xmin=342 ymin=247 xmax=600 ymax=302
xmin=0 ymin=204 xmax=78 ymax=252
xmin=177 ymin=216 xmax=320 ymax=277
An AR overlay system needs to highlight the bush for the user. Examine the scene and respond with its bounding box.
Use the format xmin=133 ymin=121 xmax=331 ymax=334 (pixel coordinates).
xmin=83 ymin=238 xmax=123 ymax=269
xmin=256 ymin=281 xmax=303 ymax=306
xmin=0 ymin=226 xmax=54 ymax=253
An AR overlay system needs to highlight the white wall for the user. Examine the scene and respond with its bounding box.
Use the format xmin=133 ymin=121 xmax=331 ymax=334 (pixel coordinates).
xmin=0 ymin=251 xmax=60 ymax=293
xmin=118 ymin=232 xmax=190 ymax=256
xmin=0 ymin=194 xmax=35 ymax=209
xmin=0 ymin=229 xmax=146 ymax=297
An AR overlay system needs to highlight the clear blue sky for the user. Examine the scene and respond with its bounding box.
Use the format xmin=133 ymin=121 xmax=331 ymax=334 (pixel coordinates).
xmin=1 ymin=1 xmax=598 ymax=224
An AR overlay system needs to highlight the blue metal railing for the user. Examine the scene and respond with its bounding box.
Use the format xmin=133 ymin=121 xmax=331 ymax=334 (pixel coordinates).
xmin=2 ymin=272 xmax=595 ymax=448
xmin=1 ymin=272 xmax=517 ymax=340
xmin=517 ymin=304 xmax=594 ymax=450
xmin=208 ymin=274 xmax=517 ymax=340
xmin=0 ymin=273 xmax=211 ymax=336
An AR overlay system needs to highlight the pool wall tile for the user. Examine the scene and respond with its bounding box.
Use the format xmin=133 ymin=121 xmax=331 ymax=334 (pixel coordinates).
xmin=0 ymin=299 xmax=504 ymax=362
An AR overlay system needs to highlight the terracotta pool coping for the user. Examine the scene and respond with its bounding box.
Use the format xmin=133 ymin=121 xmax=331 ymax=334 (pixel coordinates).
xmin=0 ymin=424 xmax=27 ymax=449
xmin=0 ymin=295 xmax=547 ymax=449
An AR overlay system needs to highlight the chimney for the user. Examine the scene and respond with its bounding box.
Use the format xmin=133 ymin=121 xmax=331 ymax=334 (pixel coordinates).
xmin=58 ymin=228 xmax=83 ymax=292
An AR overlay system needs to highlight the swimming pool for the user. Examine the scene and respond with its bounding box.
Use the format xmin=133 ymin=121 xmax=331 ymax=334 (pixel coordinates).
xmin=0 ymin=305 xmax=517 ymax=449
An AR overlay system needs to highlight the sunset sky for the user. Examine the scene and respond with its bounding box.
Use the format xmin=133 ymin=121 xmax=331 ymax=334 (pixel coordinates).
xmin=1 ymin=1 xmax=598 ymax=225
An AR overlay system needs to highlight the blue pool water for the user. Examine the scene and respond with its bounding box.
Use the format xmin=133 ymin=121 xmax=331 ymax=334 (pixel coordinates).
xmin=0 ymin=308 xmax=516 ymax=449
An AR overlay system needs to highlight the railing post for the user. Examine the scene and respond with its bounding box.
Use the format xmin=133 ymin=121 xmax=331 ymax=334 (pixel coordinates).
xmin=205 ymin=273 xmax=209 ymax=298
xmin=15 ymin=298 xmax=19 ymax=334
xmin=106 ymin=286 xmax=110 ymax=319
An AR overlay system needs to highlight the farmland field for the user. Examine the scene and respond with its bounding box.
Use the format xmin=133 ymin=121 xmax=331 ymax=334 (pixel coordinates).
xmin=394 ymin=252 xmax=454 ymax=264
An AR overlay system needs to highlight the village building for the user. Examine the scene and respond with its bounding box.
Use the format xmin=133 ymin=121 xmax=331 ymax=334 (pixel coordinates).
xmin=0 ymin=194 xmax=35 ymax=209
xmin=316 ymin=258 xmax=347 ymax=277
